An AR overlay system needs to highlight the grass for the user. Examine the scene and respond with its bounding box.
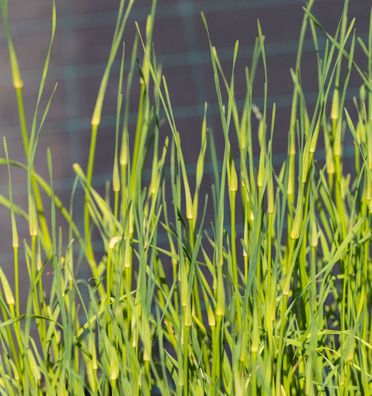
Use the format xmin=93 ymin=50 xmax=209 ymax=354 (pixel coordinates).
xmin=0 ymin=0 xmax=371 ymax=394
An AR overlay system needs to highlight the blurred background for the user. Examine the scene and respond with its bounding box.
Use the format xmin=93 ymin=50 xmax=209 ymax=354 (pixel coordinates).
xmin=0 ymin=0 xmax=370 ymax=265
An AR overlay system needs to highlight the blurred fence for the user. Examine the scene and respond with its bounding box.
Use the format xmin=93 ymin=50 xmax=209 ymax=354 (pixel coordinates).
xmin=0 ymin=0 xmax=370 ymax=264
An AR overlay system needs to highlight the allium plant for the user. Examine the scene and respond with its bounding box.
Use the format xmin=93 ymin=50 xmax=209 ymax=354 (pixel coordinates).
xmin=0 ymin=0 xmax=371 ymax=394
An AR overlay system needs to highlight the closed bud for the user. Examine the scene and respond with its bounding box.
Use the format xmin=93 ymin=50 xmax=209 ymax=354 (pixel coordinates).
xmin=112 ymin=158 xmax=120 ymax=192
xmin=290 ymin=191 xmax=303 ymax=240
xmin=325 ymin=141 xmax=335 ymax=175
xmin=184 ymin=180 xmax=193 ymax=220
xmin=28 ymin=196 xmax=38 ymax=237
xmin=249 ymin=209 xmax=255 ymax=222
xmin=9 ymin=46 xmax=23 ymax=89
xmin=359 ymin=85 xmax=366 ymax=102
xmin=207 ymin=302 xmax=215 ymax=327
xmin=228 ymin=159 xmax=238 ymax=192
xmin=310 ymin=213 xmax=318 ymax=248
xmin=37 ymin=246 xmax=42 ymax=271
xmin=73 ymin=163 xmax=84 ymax=178
xmin=103 ymin=336 xmax=119 ymax=381
xmin=11 ymin=214 xmax=19 ymax=249
xmin=119 ymin=131 xmax=129 ymax=166
xmin=124 ymin=238 xmax=131 ymax=268
xmin=27 ymin=349 xmax=41 ymax=383
xmin=109 ymin=350 xmax=119 ymax=381
xmin=0 ymin=268 xmax=15 ymax=305
xmin=257 ymin=154 xmax=265 ymax=189
xmin=91 ymin=100 xmax=102 ymax=127
xmin=331 ymin=89 xmax=339 ymax=121
xmin=309 ymin=119 xmax=321 ymax=153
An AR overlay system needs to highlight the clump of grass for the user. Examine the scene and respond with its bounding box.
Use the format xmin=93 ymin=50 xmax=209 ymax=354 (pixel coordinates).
xmin=0 ymin=0 xmax=371 ymax=394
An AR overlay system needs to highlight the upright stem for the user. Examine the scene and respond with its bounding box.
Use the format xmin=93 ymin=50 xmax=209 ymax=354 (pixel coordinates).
xmin=84 ymin=124 xmax=99 ymax=269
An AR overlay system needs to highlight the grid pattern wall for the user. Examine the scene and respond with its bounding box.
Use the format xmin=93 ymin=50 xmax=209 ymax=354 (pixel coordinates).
xmin=0 ymin=0 xmax=370 ymax=263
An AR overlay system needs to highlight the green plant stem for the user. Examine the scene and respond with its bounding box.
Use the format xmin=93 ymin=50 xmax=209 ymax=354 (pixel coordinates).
xmin=84 ymin=123 xmax=99 ymax=269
